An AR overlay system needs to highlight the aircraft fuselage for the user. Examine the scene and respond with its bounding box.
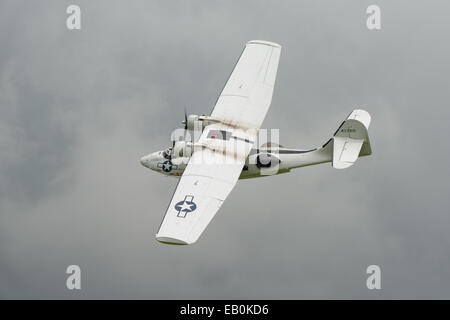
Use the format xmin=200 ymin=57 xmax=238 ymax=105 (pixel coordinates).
xmin=140 ymin=141 xmax=334 ymax=179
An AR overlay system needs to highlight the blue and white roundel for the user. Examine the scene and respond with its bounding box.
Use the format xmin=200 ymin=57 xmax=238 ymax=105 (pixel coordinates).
xmin=174 ymin=195 xmax=197 ymax=218
xmin=162 ymin=160 xmax=173 ymax=172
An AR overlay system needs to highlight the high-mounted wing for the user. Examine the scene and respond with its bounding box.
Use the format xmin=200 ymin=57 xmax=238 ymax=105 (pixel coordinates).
xmin=211 ymin=40 xmax=281 ymax=129
xmin=156 ymin=124 xmax=255 ymax=245
xmin=156 ymin=40 xmax=281 ymax=245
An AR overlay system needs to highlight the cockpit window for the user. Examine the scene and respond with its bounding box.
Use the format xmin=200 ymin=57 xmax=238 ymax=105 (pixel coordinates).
xmin=207 ymin=129 xmax=231 ymax=141
xmin=162 ymin=148 xmax=172 ymax=159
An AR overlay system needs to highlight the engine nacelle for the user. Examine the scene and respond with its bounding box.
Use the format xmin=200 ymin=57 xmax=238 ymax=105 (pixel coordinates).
xmin=186 ymin=115 xmax=200 ymax=131
xmin=172 ymin=141 xmax=194 ymax=158
xmin=186 ymin=114 xmax=218 ymax=131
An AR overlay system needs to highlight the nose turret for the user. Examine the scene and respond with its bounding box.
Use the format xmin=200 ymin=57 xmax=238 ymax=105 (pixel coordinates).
xmin=140 ymin=150 xmax=172 ymax=173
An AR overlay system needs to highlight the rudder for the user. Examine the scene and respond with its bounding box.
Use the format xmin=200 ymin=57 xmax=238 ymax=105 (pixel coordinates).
xmin=332 ymin=109 xmax=372 ymax=169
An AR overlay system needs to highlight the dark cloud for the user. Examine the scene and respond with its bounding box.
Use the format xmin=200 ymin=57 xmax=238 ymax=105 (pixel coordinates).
xmin=1 ymin=0 xmax=450 ymax=298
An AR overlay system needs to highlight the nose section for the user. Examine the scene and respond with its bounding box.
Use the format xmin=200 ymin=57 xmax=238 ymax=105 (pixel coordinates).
xmin=140 ymin=155 xmax=150 ymax=168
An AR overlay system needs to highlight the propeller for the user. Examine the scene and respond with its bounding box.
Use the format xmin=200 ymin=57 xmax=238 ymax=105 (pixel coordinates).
xmin=182 ymin=107 xmax=188 ymax=130
xmin=182 ymin=107 xmax=189 ymax=143
xmin=171 ymin=107 xmax=188 ymax=155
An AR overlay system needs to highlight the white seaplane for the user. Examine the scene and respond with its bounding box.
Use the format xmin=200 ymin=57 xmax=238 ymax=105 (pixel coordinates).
xmin=140 ymin=40 xmax=372 ymax=245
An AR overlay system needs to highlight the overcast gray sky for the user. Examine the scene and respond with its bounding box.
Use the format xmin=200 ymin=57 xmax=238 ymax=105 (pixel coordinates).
xmin=1 ymin=0 xmax=450 ymax=299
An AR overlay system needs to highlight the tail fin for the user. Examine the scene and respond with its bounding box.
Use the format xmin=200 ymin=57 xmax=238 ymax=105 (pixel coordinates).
xmin=331 ymin=109 xmax=372 ymax=169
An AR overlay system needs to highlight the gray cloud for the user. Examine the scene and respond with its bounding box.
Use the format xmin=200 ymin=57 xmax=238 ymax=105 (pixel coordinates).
xmin=1 ymin=0 xmax=450 ymax=299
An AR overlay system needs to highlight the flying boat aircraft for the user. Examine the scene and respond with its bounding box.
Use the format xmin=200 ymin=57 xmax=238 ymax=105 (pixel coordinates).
xmin=140 ymin=40 xmax=372 ymax=245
